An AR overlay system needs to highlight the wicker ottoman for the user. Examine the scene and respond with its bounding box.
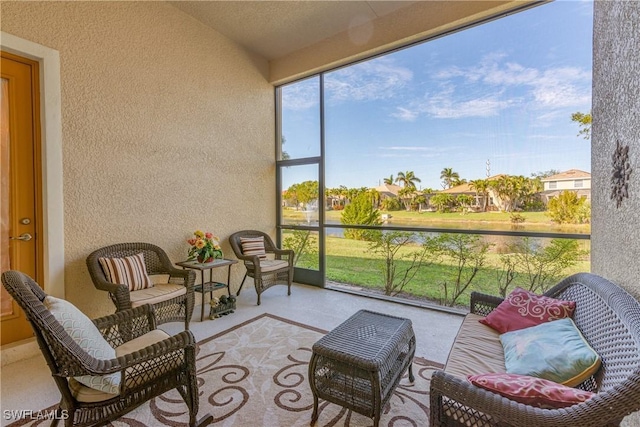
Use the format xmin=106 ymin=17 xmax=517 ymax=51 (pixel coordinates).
xmin=309 ymin=310 xmax=416 ymax=427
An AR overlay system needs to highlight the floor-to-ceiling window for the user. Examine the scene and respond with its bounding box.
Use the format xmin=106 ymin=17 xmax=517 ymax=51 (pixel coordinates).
xmin=276 ymin=1 xmax=593 ymax=309
xmin=277 ymin=76 xmax=323 ymax=285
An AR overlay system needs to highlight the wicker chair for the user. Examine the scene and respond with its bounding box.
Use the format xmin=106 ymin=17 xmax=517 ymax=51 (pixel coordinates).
xmin=1 ymin=270 xmax=211 ymax=427
xmin=228 ymin=230 xmax=294 ymax=305
xmin=86 ymin=242 xmax=195 ymax=329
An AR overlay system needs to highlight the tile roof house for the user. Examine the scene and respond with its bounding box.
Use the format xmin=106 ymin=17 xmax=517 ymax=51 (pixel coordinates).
xmin=540 ymin=169 xmax=592 ymax=203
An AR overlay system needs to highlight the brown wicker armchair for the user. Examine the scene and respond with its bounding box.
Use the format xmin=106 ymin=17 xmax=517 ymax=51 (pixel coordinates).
xmin=228 ymin=230 xmax=294 ymax=305
xmin=86 ymin=242 xmax=195 ymax=329
xmin=1 ymin=270 xmax=211 ymax=427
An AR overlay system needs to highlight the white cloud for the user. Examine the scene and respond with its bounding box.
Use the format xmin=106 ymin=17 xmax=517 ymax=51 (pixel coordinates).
xmin=378 ymin=145 xmax=461 ymax=158
xmin=393 ymin=52 xmax=591 ymax=122
xmin=394 ymin=85 xmax=514 ymax=120
xmin=325 ymin=57 xmax=413 ymax=102
xmin=446 ymin=53 xmax=591 ymax=109
xmin=530 ymin=67 xmax=592 ymax=108
xmin=281 ymin=79 xmax=319 ymax=111
xmin=424 ymin=94 xmax=514 ymax=119
xmin=386 ymin=146 xmax=446 ymax=151
xmin=391 ymin=107 xmax=419 ymax=121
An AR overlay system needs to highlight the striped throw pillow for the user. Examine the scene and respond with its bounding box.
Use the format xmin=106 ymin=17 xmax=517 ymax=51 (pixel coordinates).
xmin=240 ymin=236 xmax=267 ymax=259
xmin=98 ymin=253 xmax=153 ymax=291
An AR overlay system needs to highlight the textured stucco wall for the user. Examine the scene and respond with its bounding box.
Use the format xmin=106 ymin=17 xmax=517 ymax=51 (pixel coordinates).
xmin=592 ymin=7 xmax=640 ymax=421
xmin=0 ymin=1 xmax=274 ymax=317
xmin=591 ymin=1 xmax=640 ymax=301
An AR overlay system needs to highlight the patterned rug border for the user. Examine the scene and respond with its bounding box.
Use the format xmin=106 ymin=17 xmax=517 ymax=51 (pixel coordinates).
xmin=200 ymin=313 xmax=445 ymax=369
xmin=198 ymin=313 xmax=330 ymax=346
xmin=8 ymin=313 xmax=444 ymax=426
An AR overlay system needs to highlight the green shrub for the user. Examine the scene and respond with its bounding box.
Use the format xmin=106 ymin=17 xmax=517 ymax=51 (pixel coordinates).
xmin=381 ymin=197 xmax=402 ymax=211
xmin=340 ymin=193 xmax=382 ymax=240
xmin=547 ymin=191 xmax=589 ymax=224
xmin=282 ymin=229 xmax=318 ymax=267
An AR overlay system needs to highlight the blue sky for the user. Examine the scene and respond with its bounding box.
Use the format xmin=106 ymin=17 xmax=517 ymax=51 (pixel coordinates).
xmin=281 ymin=0 xmax=593 ymax=190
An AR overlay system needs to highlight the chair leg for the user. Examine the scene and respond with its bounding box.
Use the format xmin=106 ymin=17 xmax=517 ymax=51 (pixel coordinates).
xmin=255 ymin=277 xmax=262 ymax=305
xmin=194 ymin=414 xmax=214 ymax=427
xmin=236 ymin=273 xmax=248 ymax=297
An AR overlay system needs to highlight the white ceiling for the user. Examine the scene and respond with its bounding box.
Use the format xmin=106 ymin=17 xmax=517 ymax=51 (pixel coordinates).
xmin=169 ymin=1 xmax=417 ymax=60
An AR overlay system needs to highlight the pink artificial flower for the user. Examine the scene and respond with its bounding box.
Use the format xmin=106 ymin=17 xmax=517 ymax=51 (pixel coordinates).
xmin=205 ymin=232 xmax=213 ymax=239
xmin=187 ymin=238 xmax=197 ymax=246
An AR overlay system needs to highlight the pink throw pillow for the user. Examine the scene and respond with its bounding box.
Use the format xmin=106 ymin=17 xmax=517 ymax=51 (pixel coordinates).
xmin=479 ymin=287 xmax=575 ymax=334
xmin=468 ymin=373 xmax=594 ymax=409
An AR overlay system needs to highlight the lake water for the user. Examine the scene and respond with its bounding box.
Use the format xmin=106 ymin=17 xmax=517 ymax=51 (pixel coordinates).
xmin=285 ymin=218 xmax=590 ymax=254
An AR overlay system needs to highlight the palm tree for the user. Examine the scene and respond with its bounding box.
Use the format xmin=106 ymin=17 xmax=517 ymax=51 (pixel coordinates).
xmin=440 ymin=167 xmax=460 ymax=189
xmin=489 ymin=175 xmax=530 ymax=212
xmin=395 ymin=171 xmax=421 ymax=189
xmin=383 ymin=174 xmax=395 ymax=185
xmin=470 ymin=179 xmax=490 ymax=212
xmin=398 ymin=186 xmax=415 ymax=211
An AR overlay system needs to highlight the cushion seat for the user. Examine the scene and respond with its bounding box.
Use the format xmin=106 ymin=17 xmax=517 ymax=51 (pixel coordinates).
xmin=245 ymin=259 xmax=289 ymax=273
xmin=69 ymin=329 xmax=171 ymax=402
xmin=129 ymin=283 xmax=187 ymax=308
xmin=444 ymin=313 xmax=506 ymax=379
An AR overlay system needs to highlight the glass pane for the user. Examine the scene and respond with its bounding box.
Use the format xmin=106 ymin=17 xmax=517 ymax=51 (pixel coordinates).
xmin=323 ymin=1 xmax=592 ymax=233
xmin=280 ymin=164 xmax=319 ymax=226
xmin=280 ymin=76 xmax=320 ymax=159
xmin=281 ymin=229 xmax=319 ymax=271
xmin=325 ymin=228 xmax=590 ymax=308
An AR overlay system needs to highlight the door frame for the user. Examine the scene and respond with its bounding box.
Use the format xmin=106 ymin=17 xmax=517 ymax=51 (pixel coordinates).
xmin=1 ymin=32 xmax=64 ymax=300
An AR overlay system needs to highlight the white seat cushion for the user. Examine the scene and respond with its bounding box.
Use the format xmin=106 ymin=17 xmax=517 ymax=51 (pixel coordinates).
xmin=129 ymin=283 xmax=187 ymax=308
xmin=246 ymin=259 xmax=289 ymax=273
xmin=69 ymin=329 xmax=171 ymax=402
xmin=443 ymin=313 xmax=506 ymax=379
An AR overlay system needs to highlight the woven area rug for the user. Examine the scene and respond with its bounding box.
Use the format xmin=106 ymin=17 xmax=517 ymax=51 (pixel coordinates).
xmin=11 ymin=313 xmax=443 ymax=427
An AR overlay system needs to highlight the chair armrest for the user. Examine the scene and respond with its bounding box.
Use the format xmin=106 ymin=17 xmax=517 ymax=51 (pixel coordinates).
xmin=168 ymin=267 xmax=196 ymax=290
xmin=235 ymin=252 xmax=257 ymax=263
xmin=272 ymin=248 xmax=294 ymax=263
xmin=430 ymin=370 xmax=617 ymax=427
xmin=90 ymin=274 xmax=132 ymax=311
xmin=81 ymin=330 xmax=196 ymax=377
xmin=91 ymin=277 xmax=128 ymax=294
xmin=470 ymin=291 xmax=504 ymax=316
xmin=94 ymin=304 xmax=157 ymax=347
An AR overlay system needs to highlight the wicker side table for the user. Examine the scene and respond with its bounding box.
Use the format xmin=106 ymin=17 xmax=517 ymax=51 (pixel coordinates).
xmin=309 ymin=310 xmax=416 ymax=427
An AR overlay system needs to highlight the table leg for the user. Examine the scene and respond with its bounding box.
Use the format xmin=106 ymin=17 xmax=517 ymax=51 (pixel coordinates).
xmin=200 ymin=270 xmax=205 ymax=322
xmin=226 ymin=265 xmax=232 ymax=297
xmin=309 ymin=354 xmax=319 ymax=423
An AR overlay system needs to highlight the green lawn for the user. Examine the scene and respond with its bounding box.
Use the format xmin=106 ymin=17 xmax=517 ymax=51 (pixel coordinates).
xmin=284 ymin=208 xmax=591 ymax=234
xmin=293 ymin=234 xmax=590 ymax=309
xmin=282 ymin=207 xmax=590 ymax=308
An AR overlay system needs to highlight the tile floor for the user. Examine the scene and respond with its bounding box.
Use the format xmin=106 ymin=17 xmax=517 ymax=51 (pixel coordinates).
xmin=0 ymin=283 xmax=463 ymax=426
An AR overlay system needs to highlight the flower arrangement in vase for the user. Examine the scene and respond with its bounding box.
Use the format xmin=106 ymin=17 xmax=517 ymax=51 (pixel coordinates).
xmin=187 ymin=230 xmax=223 ymax=263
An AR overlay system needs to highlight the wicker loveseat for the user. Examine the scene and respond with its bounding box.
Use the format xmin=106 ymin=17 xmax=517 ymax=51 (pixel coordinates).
xmin=430 ymin=272 xmax=640 ymax=427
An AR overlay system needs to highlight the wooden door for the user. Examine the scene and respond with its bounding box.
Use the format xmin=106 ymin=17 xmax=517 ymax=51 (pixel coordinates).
xmin=1 ymin=51 xmax=43 ymax=345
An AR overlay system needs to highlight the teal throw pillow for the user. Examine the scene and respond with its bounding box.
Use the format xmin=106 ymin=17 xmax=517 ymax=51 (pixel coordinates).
xmin=500 ymin=318 xmax=601 ymax=387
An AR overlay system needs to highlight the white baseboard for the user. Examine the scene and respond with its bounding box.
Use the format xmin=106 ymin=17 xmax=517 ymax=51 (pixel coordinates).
xmin=1 ymin=337 xmax=40 ymax=366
